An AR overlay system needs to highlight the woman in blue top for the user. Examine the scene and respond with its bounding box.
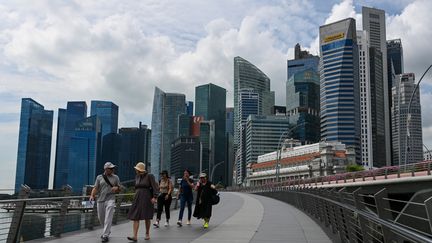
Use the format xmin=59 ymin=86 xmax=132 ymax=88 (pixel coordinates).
xmin=176 ymin=169 xmax=194 ymax=226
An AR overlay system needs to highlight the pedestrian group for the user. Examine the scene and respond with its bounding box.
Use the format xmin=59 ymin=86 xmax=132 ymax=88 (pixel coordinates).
xmin=90 ymin=161 xmax=219 ymax=242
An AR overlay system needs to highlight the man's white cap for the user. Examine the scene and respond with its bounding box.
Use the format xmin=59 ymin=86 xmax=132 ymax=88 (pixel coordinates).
xmin=104 ymin=162 xmax=116 ymax=169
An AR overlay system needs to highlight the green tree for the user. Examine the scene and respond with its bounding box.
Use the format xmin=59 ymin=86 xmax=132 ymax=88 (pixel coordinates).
xmin=346 ymin=164 xmax=364 ymax=172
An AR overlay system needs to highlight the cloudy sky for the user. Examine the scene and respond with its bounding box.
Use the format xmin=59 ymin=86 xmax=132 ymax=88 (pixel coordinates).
xmin=1 ymin=0 xmax=431 ymax=190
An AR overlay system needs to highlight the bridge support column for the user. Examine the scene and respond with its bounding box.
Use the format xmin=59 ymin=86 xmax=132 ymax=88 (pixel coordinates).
xmin=7 ymin=185 xmax=30 ymax=243
xmin=353 ymin=188 xmax=373 ymax=243
xmin=54 ymin=185 xmax=72 ymax=237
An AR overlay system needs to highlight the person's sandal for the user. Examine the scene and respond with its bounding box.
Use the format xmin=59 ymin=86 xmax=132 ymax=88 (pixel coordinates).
xmin=127 ymin=236 xmax=137 ymax=242
xmin=145 ymin=234 xmax=150 ymax=240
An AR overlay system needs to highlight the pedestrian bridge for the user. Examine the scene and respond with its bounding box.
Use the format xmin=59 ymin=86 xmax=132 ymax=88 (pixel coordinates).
xmin=28 ymin=192 xmax=330 ymax=243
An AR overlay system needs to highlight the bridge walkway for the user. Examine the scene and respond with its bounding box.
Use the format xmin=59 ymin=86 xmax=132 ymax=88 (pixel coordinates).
xmin=30 ymin=192 xmax=330 ymax=243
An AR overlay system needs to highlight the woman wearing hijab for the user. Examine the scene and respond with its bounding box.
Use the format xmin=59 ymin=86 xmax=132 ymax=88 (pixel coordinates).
xmin=127 ymin=162 xmax=159 ymax=241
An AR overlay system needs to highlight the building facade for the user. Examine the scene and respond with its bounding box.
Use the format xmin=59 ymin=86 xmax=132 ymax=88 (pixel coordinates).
xmin=319 ymin=18 xmax=361 ymax=161
xmin=245 ymin=115 xmax=291 ymax=166
xmin=246 ymin=141 xmax=355 ymax=186
xmin=15 ymin=98 xmax=53 ymax=192
xmin=68 ymin=116 xmax=101 ymax=193
xmin=234 ymin=56 xmax=274 ymax=147
xmin=362 ymin=6 xmax=391 ymax=166
xmin=392 ymin=73 xmax=423 ymax=165
xmin=170 ymin=136 xmax=201 ymax=181
xmin=286 ymin=45 xmax=320 ymax=144
xmin=54 ymin=101 xmax=87 ymax=189
xmin=90 ymin=100 xmax=119 ymax=138
xmin=195 ymin=83 xmax=227 ymax=184
xmin=151 ymin=87 xmax=186 ymax=176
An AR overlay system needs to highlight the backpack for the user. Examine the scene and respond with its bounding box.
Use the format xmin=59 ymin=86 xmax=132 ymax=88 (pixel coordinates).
xmin=211 ymin=191 xmax=220 ymax=205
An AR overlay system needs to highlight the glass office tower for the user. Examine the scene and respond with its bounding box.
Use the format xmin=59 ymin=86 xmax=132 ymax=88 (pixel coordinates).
xmin=54 ymin=101 xmax=87 ymax=189
xmin=15 ymin=98 xmax=53 ymax=192
xmin=68 ymin=116 xmax=101 ymax=193
xmin=151 ymin=87 xmax=186 ymax=176
xmin=319 ymin=18 xmax=361 ymax=161
xmin=195 ymin=83 xmax=227 ymax=185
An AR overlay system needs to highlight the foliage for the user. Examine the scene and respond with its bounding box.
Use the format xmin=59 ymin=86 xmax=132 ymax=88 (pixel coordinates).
xmin=346 ymin=164 xmax=365 ymax=172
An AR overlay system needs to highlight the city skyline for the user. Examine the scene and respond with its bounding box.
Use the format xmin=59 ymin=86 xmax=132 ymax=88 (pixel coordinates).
xmin=2 ymin=0 xmax=432 ymax=190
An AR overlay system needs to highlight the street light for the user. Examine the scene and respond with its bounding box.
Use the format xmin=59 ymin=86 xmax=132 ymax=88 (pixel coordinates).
xmin=275 ymin=122 xmax=305 ymax=182
xmin=404 ymin=65 xmax=432 ymax=167
xmin=210 ymin=161 xmax=224 ymax=182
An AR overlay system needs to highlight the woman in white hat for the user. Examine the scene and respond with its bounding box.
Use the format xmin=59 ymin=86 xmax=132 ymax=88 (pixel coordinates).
xmin=127 ymin=162 xmax=159 ymax=241
xmin=193 ymin=172 xmax=217 ymax=229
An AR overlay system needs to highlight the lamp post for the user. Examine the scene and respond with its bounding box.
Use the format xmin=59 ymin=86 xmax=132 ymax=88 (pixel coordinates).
xmin=210 ymin=161 xmax=224 ymax=182
xmin=404 ymin=65 xmax=432 ymax=167
xmin=275 ymin=123 xmax=305 ymax=182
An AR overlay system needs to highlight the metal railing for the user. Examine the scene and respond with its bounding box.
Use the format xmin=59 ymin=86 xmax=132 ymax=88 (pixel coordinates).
xmin=238 ymin=185 xmax=432 ymax=242
xmin=0 ymin=185 xmax=180 ymax=243
xmin=243 ymin=160 xmax=432 ymax=189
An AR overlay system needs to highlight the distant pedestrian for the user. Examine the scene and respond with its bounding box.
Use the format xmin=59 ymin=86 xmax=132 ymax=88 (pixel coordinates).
xmin=154 ymin=170 xmax=173 ymax=227
xmin=193 ymin=173 xmax=217 ymax=229
xmin=177 ymin=169 xmax=194 ymax=227
xmin=89 ymin=162 xmax=122 ymax=243
xmin=127 ymin=162 xmax=159 ymax=241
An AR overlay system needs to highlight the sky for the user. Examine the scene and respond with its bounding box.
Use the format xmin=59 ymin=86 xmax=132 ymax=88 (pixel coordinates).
xmin=1 ymin=0 xmax=431 ymax=191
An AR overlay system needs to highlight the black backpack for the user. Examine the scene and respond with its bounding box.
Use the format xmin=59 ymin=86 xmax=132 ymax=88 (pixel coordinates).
xmin=211 ymin=191 xmax=220 ymax=205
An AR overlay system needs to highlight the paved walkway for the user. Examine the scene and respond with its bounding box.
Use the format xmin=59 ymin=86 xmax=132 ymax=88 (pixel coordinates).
xmin=31 ymin=192 xmax=331 ymax=243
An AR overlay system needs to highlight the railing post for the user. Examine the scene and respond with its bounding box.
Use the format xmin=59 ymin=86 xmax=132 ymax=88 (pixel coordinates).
xmin=88 ymin=199 xmax=98 ymax=230
xmin=54 ymin=185 xmax=72 ymax=237
xmin=411 ymin=165 xmax=415 ymax=177
xmin=7 ymin=185 xmax=30 ymax=243
xmin=374 ymin=188 xmax=397 ymax=242
xmin=112 ymin=194 xmax=123 ymax=225
xmin=353 ymin=188 xmax=372 ymax=243
xmin=425 ymin=196 xmax=432 ymax=234
xmin=428 ymin=162 xmax=431 ymax=176
xmin=397 ymin=167 xmax=401 ymax=178
xmin=384 ymin=169 xmax=388 ymax=179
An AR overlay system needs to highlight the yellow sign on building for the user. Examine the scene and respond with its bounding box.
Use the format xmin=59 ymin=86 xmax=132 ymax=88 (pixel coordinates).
xmin=324 ymin=32 xmax=345 ymax=43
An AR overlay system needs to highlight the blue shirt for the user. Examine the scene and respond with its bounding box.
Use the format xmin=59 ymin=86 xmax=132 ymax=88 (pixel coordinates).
xmin=180 ymin=178 xmax=193 ymax=198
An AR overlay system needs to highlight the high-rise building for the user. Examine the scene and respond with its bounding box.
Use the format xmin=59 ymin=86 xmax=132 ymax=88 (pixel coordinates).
xmin=225 ymin=107 xmax=235 ymax=186
xmin=170 ymin=136 xmax=201 ymax=180
xmin=151 ymin=87 xmax=186 ymax=176
xmin=186 ymin=101 xmax=194 ymax=116
xmin=245 ymin=115 xmax=291 ymax=166
xmin=234 ymin=56 xmax=275 ymax=147
xmin=101 ymin=123 xmax=151 ymax=182
xmin=271 ymin=106 xmax=286 ymax=115
xmin=363 ymin=6 xmax=391 ymax=166
xmin=387 ymin=39 xmax=404 ymax=87
xmin=287 ymin=44 xmax=320 ymax=144
xmin=392 ymin=73 xmax=423 ymax=165
xmin=15 ymin=99 xmax=53 ymax=192
xmin=195 ymin=83 xmax=227 ymax=185
xmin=226 ymin=107 xmax=234 ymax=135
xmin=90 ymin=101 xmax=119 ymax=138
xmin=54 ymin=101 xmax=87 ymax=189
xmin=68 ymin=116 xmax=101 ymax=193
xmin=319 ymin=18 xmax=361 ymax=161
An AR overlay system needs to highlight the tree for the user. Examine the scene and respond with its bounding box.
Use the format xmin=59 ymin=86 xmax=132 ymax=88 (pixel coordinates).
xmin=346 ymin=164 xmax=364 ymax=172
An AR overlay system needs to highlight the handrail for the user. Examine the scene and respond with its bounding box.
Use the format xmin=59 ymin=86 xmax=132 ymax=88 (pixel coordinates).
xmin=0 ymin=193 xmax=135 ymax=204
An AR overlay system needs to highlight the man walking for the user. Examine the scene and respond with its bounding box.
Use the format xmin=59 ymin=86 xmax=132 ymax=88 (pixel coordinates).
xmin=90 ymin=162 xmax=121 ymax=242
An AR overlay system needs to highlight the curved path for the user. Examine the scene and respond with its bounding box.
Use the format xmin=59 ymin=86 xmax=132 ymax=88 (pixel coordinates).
xmin=32 ymin=192 xmax=331 ymax=243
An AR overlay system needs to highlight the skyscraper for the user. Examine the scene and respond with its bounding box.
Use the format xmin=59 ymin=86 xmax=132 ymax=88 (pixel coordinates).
xmin=319 ymin=18 xmax=361 ymax=161
xmin=363 ymin=6 xmax=391 ymax=166
xmin=286 ymin=44 xmax=320 ymax=144
xmin=170 ymin=136 xmax=201 ymax=180
xmin=151 ymin=87 xmax=186 ymax=176
xmin=392 ymin=73 xmax=423 ymax=165
xmin=234 ymin=56 xmax=274 ymax=147
xmin=387 ymin=39 xmax=404 ymax=86
xmin=226 ymin=107 xmax=234 ymax=135
xmin=15 ymin=98 xmax=53 ymax=192
xmin=357 ymin=31 xmax=387 ymax=168
xmin=195 ymin=83 xmax=227 ymax=185
xmin=185 ymin=101 xmax=194 ymax=116
xmin=90 ymin=101 xmax=119 ymax=138
xmin=68 ymin=116 xmax=101 ymax=193
xmin=54 ymin=101 xmax=87 ymax=189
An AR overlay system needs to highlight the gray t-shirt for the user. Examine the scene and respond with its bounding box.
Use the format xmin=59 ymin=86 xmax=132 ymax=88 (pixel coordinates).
xmin=94 ymin=174 xmax=121 ymax=202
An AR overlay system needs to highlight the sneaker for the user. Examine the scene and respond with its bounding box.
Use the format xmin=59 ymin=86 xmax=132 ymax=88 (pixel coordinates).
xmin=101 ymin=236 xmax=109 ymax=242
xmin=203 ymin=222 xmax=209 ymax=228
xmin=177 ymin=220 xmax=182 ymax=227
xmin=164 ymin=221 xmax=169 ymax=227
xmin=186 ymin=220 xmax=191 ymax=225
xmin=153 ymin=221 xmax=160 ymax=228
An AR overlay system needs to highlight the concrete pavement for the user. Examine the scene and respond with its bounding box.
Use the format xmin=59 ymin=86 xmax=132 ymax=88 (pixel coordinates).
xmin=31 ymin=192 xmax=331 ymax=243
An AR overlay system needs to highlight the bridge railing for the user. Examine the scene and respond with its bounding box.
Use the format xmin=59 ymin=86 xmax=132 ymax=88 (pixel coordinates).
xmin=243 ymin=186 xmax=432 ymax=243
xmin=241 ymin=160 xmax=432 ymax=189
xmin=0 ymin=185 xmax=181 ymax=243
